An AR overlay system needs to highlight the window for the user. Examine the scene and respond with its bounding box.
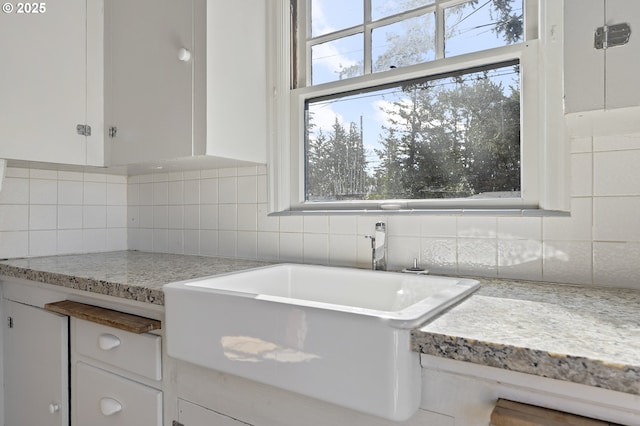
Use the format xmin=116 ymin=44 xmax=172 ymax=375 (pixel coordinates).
xmin=267 ymin=0 xmax=567 ymax=213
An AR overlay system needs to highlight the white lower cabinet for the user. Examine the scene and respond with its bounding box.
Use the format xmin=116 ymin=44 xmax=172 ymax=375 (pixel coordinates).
xmin=3 ymin=300 xmax=68 ymax=426
xmin=71 ymin=317 xmax=163 ymax=425
xmin=178 ymin=399 xmax=249 ymax=426
xmin=76 ymin=362 xmax=162 ymax=426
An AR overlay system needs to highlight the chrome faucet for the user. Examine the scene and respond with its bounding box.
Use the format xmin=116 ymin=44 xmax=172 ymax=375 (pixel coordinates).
xmin=365 ymin=221 xmax=387 ymax=271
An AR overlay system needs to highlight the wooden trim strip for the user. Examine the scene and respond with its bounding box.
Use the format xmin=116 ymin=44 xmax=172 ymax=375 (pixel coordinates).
xmin=44 ymin=300 xmax=161 ymax=334
xmin=490 ymin=399 xmax=615 ymax=426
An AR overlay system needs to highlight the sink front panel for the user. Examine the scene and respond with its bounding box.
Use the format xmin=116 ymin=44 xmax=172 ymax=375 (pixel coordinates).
xmin=165 ymin=287 xmax=421 ymax=421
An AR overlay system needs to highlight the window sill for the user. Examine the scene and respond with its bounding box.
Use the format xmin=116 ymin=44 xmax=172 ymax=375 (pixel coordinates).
xmin=268 ymin=208 xmax=570 ymax=217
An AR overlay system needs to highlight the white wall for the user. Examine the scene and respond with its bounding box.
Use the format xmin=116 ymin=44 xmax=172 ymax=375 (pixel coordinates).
xmin=125 ymin=123 xmax=640 ymax=290
xmin=0 ymin=167 xmax=127 ymax=258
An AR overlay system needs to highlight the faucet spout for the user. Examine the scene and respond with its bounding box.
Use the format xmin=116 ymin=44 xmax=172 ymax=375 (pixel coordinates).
xmin=365 ymin=222 xmax=387 ymax=271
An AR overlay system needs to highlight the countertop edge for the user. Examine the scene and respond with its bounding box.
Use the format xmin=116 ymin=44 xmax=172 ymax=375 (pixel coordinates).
xmin=411 ymin=331 xmax=640 ymax=396
xmin=0 ymin=264 xmax=165 ymax=305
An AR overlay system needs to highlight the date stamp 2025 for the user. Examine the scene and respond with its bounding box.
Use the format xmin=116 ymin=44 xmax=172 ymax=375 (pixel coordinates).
xmin=2 ymin=2 xmax=46 ymax=14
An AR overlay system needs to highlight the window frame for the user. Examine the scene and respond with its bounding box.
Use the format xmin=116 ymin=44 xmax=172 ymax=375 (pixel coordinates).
xmin=266 ymin=0 xmax=567 ymax=215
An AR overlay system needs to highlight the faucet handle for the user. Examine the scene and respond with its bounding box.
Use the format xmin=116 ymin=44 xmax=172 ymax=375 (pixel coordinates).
xmin=364 ymin=235 xmax=375 ymax=248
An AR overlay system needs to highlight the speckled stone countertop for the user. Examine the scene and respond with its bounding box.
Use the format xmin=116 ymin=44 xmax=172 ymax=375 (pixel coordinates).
xmin=0 ymin=251 xmax=270 ymax=305
xmin=412 ymin=278 xmax=640 ymax=396
xmin=1 ymin=251 xmax=638 ymax=397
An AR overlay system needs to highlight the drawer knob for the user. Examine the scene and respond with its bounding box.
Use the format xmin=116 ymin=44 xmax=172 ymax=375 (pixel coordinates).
xmin=98 ymin=333 xmax=121 ymax=351
xmin=99 ymin=397 xmax=122 ymax=416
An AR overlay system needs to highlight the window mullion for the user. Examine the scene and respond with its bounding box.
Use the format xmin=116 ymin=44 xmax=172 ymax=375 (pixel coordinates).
xmin=435 ymin=2 xmax=445 ymax=60
xmin=364 ymin=0 xmax=372 ymax=75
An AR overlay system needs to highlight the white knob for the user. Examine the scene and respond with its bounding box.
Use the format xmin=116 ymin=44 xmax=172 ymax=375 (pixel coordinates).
xmin=178 ymin=47 xmax=191 ymax=62
xmin=98 ymin=333 xmax=121 ymax=351
xmin=48 ymin=403 xmax=60 ymax=414
xmin=99 ymin=398 xmax=122 ymax=416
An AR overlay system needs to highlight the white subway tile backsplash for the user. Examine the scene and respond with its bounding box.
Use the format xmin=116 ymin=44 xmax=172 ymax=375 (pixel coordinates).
xmin=167 ymin=229 xmax=184 ymax=254
xmin=237 ymin=175 xmax=258 ymax=203
xmin=30 ymin=169 xmax=57 ymax=180
xmin=457 ymin=217 xmax=497 ymax=239
xmin=200 ymin=205 xmax=219 ymax=230
xmin=388 ymin=235 xmax=420 ymax=270
xmin=107 ymin=183 xmax=127 ymax=205
xmin=84 ymin=205 xmax=107 ymax=229
xmin=30 ymin=179 xmax=57 ymax=204
xmin=280 ymin=215 xmax=303 ymax=233
xmin=594 ymin=150 xmax=640 ymax=196
xmin=152 ymin=229 xmax=169 ymax=253
xmin=5 ymin=167 xmax=28 ymax=178
xmin=0 ymin=205 xmax=29 ymax=231
xmin=218 ymin=177 xmax=237 ymax=204
xmin=106 ymin=228 xmax=128 ymax=251
xmin=458 ymin=238 xmax=498 ymax=276
xmin=497 ymin=217 xmax=541 ymax=240
xmin=257 ymin=204 xmax=279 ymax=232
xmin=237 ymin=204 xmax=257 ymax=231
xmin=594 ymin=196 xmax=640 ymax=242
xmin=543 ymin=241 xmax=593 ymax=285
xmin=543 ymin=198 xmax=592 ymax=241
xmin=593 ymin=242 xmax=640 ymax=287
xmin=421 ymin=216 xmax=457 ymax=238
xmin=83 ymin=181 xmax=107 ymax=205
xmin=498 ymin=239 xmax=543 ymax=281
xmin=200 ymin=178 xmax=219 ymax=204
xmin=183 ymin=179 xmax=200 ymax=204
xmin=303 ymin=215 xmax=329 ymax=234
xmin=388 ymin=215 xmax=420 ymax=237
xmin=138 ymin=206 xmax=154 ymax=228
xmin=329 ymin=215 xmax=357 ymax=235
xmin=218 ymin=204 xmax=237 ymax=231
xmin=257 ymin=232 xmax=279 ymax=261
xmin=58 ymin=206 xmax=83 ymax=230
xmin=58 ymin=229 xmax=84 ymax=254
xmin=153 ymin=205 xmax=169 ymax=229
xmin=420 ymin=238 xmax=457 ymax=274
xmin=184 ymin=205 xmax=200 ymax=229
xmin=593 ymin=133 xmax=640 ymax=152
xmin=218 ymin=230 xmax=237 ymax=257
xmin=139 ymin=183 xmax=154 ymax=205
xmin=29 ymin=205 xmax=57 ymax=230
xmin=200 ymin=230 xmax=219 ymax=256
xmin=328 ymin=234 xmax=356 ymax=267
xmin=0 ymin=177 xmax=29 ymax=204
xmin=279 ymin=232 xmax=303 ymax=262
xmin=168 ymin=205 xmax=184 ymax=229
xmin=0 ymin=231 xmax=28 ymax=258
xmin=168 ymin=181 xmax=184 ymax=205
xmin=303 ymin=233 xmax=329 ymax=265
xmin=30 ymin=230 xmax=58 ymax=256
xmin=153 ymin=181 xmax=169 ymax=205
xmin=571 ymin=153 xmax=593 ymax=197
xmin=58 ymin=180 xmax=84 ymax=205
xmin=237 ymin=231 xmax=257 ymax=259
xmin=183 ymin=230 xmax=200 ymax=255
xmin=106 ymin=206 xmax=127 ymax=228
xmin=83 ymin=172 xmax=107 ymax=183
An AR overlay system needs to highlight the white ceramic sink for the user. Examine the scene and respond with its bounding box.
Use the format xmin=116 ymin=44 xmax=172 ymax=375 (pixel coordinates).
xmin=164 ymin=263 xmax=479 ymax=421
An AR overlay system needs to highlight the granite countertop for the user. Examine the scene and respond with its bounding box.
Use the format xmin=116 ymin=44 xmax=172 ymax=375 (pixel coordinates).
xmin=0 ymin=251 xmax=271 ymax=305
xmin=412 ymin=278 xmax=640 ymax=396
xmin=0 ymin=251 xmax=638 ymax=397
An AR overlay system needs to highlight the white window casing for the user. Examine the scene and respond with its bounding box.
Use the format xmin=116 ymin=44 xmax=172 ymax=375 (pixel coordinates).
xmin=266 ymin=0 xmax=568 ymax=215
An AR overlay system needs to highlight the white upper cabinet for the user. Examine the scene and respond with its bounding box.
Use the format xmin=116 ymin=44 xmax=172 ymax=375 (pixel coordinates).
xmin=108 ymin=0 xmax=267 ymax=167
xmin=0 ymin=0 xmax=105 ymax=166
xmin=565 ymin=0 xmax=640 ymax=112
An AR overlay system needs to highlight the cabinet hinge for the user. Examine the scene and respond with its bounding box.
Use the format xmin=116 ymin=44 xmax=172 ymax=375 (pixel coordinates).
xmin=108 ymin=126 xmax=118 ymax=138
xmin=172 ymin=421 xmax=184 ymax=426
xmin=7 ymin=316 xmax=13 ymax=329
xmin=76 ymin=124 xmax=92 ymax=136
xmin=595 ymin=23 xmax=631 ymax=49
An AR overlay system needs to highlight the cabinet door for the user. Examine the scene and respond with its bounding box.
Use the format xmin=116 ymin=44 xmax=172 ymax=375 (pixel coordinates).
xmin=0 ymin=2 xmax=99 ymax=165
xmin=606 ymin=0 xmax=640 ymax=109
xmin=564 ymin=0 xmax=605 ymax=113
xmin=178 ymin=399 xmax=250 ymax=425
xmin=3 ymin=300 xmax=68 ymax=426
xmin=108 ymin=0 xmax=194 ymax=165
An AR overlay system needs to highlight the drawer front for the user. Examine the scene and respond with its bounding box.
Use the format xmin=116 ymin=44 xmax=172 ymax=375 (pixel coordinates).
xmin=74 ymin=318 xmax=162 ymax=380
xmin=76 ymin=362 xmax=162 ymax=426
